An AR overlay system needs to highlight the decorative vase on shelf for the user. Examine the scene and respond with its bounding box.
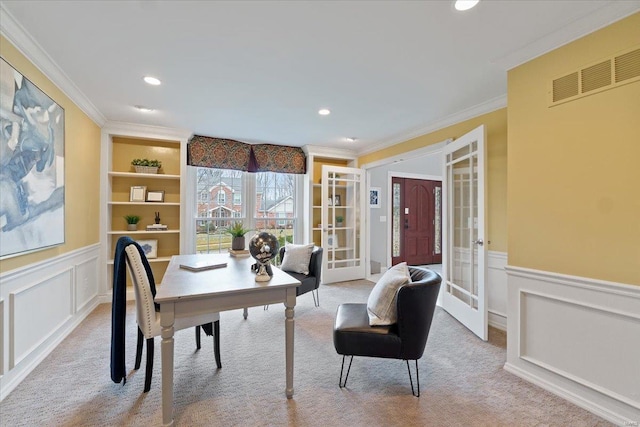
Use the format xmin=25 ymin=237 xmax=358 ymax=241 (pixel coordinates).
xmin=248 ymin=232 xmax=279 ymax=282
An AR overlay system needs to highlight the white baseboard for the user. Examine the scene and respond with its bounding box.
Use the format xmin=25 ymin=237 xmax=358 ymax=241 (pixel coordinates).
xmin=505 ymin=265 xmax=640 ymax=424
xmin=0 ymin=244 xmax=101 ymax=400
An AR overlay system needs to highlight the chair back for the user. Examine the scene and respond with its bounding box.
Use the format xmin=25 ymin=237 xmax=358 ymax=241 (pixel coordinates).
xmin=124 ymin=245 xmax=158 ymax=339
xmin=278 ymin=246 xmax=323 ymax=279
xmin=308 ymin=246 xmax=323 ymax=284
xmin=396 ymin=266 xmax=442 ymax=360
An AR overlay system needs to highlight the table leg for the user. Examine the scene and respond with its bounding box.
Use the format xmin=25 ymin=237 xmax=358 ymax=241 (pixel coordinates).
xmin=285 ymin=292 xmax=295 ymax=398
xmin=161 ymin=304 xmax=176 ymax=426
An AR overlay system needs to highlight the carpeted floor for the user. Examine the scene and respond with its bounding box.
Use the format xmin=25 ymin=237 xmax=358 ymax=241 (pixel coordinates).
xmin=0 ymin=279 xmax=611 ymax=426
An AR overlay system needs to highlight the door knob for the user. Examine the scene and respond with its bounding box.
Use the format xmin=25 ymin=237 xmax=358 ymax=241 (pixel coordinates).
xmin=473 ymin=239 xmax=484 ymax=246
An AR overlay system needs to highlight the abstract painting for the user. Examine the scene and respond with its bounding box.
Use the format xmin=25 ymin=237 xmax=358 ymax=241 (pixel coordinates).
xmin=1 ymin=58 xmax=65 ymax=258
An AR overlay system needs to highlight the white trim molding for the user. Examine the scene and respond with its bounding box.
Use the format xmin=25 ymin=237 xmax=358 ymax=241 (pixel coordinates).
xmin=0 ymin=244 xmax=101 ymax=400
xmin=0 ymin=3 xmax=106 ymax=126
xmin=505 ymin=265 xmax=640 ymax=424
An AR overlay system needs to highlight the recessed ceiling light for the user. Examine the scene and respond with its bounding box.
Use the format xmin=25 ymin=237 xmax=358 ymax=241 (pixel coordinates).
xmin=318 ymin=108 xmax=331 ymax=116
xmin=346 ymin=137 xmax=357 ymax=142
xmin=143 ymin=76 xmax=161 ymax=86
xmin=454 ymin=0 xmax=479 ymax=11
xmin=135 ymin=105 xmax=154 ymax=113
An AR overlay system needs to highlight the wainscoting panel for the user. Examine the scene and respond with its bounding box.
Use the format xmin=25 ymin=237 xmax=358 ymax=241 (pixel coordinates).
xmin=10 ymin=269 xmax=73 ymax=368
xmin=505 ymin=266 xmax=640 ymax=424
xmin=0 ymin=244 xmax=101 ymax=400
xmin=487 ymin=251 xmax=507 ymax=330
xmin=75 ymin=256 xmax=99 ymax=313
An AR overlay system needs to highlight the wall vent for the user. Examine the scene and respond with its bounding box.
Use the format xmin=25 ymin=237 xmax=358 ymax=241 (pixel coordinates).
xmin=614 ymin=48 xmax=640 ymax=83
xmin=552 ymin=72 xmax=579 ymax=102
xmin=549 ymin=46 xmax=640 ymax=107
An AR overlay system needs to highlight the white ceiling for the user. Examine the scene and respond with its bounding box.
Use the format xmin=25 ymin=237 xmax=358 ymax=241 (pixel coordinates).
xmin=2 ymin=1 xmax=638 ymax=154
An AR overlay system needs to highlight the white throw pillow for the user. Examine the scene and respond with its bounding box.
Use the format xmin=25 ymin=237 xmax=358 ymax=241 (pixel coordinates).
xmin=280 ymin=243 xmax=314 ymax=275
xmin=367 ymin=262 xmax=411 ymax=326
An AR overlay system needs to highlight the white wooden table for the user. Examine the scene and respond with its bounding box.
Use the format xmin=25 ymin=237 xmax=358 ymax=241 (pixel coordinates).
xmin=156 ymin=253 xmax=300 ymax=426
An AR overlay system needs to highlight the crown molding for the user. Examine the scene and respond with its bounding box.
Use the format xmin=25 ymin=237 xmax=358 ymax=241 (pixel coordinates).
xmin=491 ymin=1 xmax=640 ymax=71
xmin=303 ymin=144 xmax=358 ymax=159
xmin=102 ymin=121 xmax=192 ymax=142
xmin=0 ymin=3 xmax=106 ymax=126
xmin=357 ymin=94 xmax=506 ymax=157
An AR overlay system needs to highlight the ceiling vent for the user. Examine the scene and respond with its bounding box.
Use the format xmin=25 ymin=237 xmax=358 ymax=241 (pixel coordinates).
xmin=550 ymin=46 xmax=640 ymax=106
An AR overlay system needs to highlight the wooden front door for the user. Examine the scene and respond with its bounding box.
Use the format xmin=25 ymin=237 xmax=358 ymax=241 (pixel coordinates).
xmin=391 ymin=177 xmax=442 ymax=266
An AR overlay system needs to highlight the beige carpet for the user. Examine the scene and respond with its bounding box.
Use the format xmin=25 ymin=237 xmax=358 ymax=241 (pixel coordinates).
xmin=0 ymin=279 xmax=611 ymax=426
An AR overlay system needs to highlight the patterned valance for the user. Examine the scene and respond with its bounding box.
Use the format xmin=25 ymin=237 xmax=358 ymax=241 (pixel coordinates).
xmin=250 ymin=144 xmax=306 ymax=174
xmin=187 ymin=135 xmax=252 ymax=171
xmin=187 ymin=135 xmax=306 ymax=174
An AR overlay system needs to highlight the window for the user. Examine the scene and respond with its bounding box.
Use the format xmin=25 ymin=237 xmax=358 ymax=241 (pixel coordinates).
xmin=254 ymin=172 xmax=296 ymax=248
xmin=195 ymin=168 xmax=244 ymax=253
xmin=193 ymin=168 xmax=298 ymax=253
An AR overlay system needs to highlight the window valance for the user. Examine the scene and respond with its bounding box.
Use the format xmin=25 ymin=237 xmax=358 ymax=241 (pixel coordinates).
xmin=187 ymin=135 xmax=306 ymax=174
xmin=187 ymin=135 xmax=252 ymax=171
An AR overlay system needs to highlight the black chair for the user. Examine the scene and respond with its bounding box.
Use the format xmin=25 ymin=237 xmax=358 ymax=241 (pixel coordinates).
xmin=333 ymin=266 xmax=441 ymax=396
xmin=278 ymin=245 xmax=323 ymax=307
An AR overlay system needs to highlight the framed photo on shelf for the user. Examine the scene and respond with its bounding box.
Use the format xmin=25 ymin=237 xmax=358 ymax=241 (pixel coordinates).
xmin=146 ymin=190 xmax=165 ymax=202
xmin=327 ymin=233 xmax=339 ymax=249
xmin=334 ymin=195 xmax=341 ymax=206
xmin=369 ymin=187 xmax=381 ymax=208
xmin=130 ymin=186 xmax=147 ymax=202
xmin=135 ymin=239 xmax=158 ymax=259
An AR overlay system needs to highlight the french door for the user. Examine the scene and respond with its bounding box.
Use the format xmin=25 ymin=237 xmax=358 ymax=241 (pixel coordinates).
xmin=441 ymin=125 xmax=488 ymax=340
xmin=321 ymin=165 xmax=365 ymax=283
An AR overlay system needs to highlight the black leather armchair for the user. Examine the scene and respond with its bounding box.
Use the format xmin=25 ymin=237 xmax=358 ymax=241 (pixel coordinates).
xmin=333 ymin=266 xmax=441 ymax=396
xmin=279 ymin=245 xmax=323 ymax=307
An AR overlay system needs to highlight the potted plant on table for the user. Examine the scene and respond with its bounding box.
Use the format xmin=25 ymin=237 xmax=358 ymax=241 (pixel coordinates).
xmin=225 ymin=221 xmax=252 ymax=250
xmin=124 ymin=215 xmax=141 ymax=231
xmin=131 ymin=158 xmax=162 ymax=174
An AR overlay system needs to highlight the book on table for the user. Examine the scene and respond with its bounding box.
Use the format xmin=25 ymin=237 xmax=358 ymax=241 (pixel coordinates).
xmin=179 ymin=260 xmax=227 ymax=272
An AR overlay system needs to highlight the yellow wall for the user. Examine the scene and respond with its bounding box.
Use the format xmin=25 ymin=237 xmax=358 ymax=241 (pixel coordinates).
xmin=0 ymin=36 xmax=101 ymax=273
xmin=358 ymin=108 xmax=508 ymax=252
xmin=508 ymin=13 xmax=640 ymax=285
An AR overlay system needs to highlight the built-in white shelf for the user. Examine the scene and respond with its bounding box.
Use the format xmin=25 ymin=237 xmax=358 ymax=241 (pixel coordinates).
xmin=107 ymin=256 xmax=171 ymax=265
xmin=109 ymin=171 xmax=180 ymax=180
xmin=108 ymin=201 xmax=180 ymax=206
xmin=107 ymin=230 xmax=180 ymax=235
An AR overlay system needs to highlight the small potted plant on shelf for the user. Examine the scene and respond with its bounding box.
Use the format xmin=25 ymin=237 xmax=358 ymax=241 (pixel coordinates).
xmin=225 ymin=221 xmax=252 ymax=250
xmin=131 ymin=158 xmax=162 ymax=174
xmin=124 ymin=215 xmax=141 ymax=231
xmin=336 ymin=216 xmax=344 ymax=227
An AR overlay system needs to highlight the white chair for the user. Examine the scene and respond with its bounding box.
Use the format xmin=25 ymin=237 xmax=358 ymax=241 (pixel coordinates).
xmin=125 ymin=245 xmax=221 ymax=392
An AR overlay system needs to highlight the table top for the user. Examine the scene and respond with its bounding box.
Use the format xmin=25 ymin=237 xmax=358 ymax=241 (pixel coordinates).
xmin=156 ymin=253 xmax=300 ymax=303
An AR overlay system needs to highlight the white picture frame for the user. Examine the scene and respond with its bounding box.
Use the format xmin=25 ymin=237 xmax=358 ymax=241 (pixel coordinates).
xmin=327 ymin=233 xmax=339 ymax=249
xmin=136 ymin=239 xmax=158 ymax=259
xmin=130 ymin=186 xmax=147 ymax=202
xmin=146 ymin=190 xmax=165 ymax=202
xmin=369 ymin=187 xmax=381 ymax=208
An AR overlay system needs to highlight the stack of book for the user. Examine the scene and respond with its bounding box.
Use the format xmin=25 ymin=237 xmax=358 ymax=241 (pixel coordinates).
xmin=146 ymin=224 xmax=168 ymax=231
xmin=229 ymin=249 xmax=250 ymax=257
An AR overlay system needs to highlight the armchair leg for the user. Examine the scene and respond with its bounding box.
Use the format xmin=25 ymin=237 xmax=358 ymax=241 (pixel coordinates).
xmin=134 ymin=327 xmax=143 ymax=370
xmin=406 ymin=360 xmax=420 ymax=397
xmin=143 ymin=338 xmax=154 ymax=393
xmin=339 ymin=355 xmax=353 ymax=388
xmin=213 ymin=320 xmax=222 ymax=369
xmin=195 ymin=325 xmax=201 ymax=350
xmin=312 ymin=288 xmax=320 ymax=307
xmin=243 ymin=307 xmax=249 ymax=319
